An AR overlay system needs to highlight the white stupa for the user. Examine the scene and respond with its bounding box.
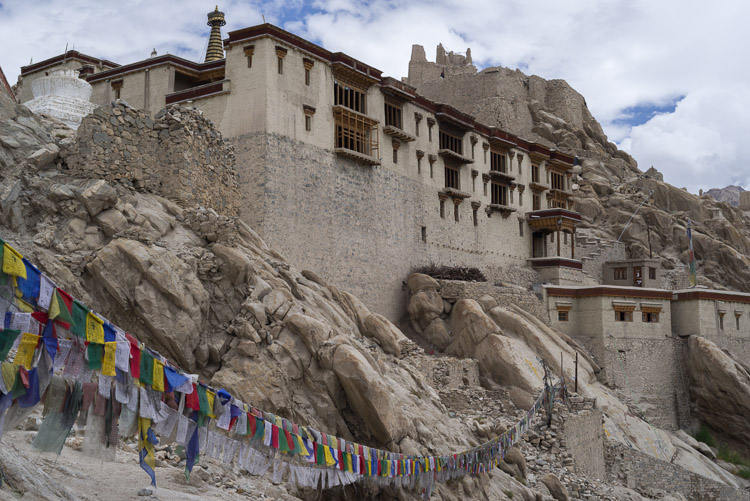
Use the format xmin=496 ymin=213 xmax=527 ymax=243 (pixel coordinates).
xmin=24 ymin=69 xmax=97 ymax=130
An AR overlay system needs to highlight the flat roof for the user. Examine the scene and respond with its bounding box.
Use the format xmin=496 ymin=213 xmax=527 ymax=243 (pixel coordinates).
xmin=20 ymin=50 xmax=119 ymax=76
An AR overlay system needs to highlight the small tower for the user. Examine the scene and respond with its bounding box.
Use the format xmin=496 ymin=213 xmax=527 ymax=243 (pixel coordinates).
xmin=205 ymin=6 xmax=226 ymax=62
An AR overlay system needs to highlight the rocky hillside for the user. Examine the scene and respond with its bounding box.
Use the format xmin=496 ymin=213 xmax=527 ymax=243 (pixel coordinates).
xmin=1 ymin=98 xmax=749 ymax=500
xmin=407 ymin=49 xmax=750 ymax=293
xmin=705 ymin=185 xmax=744 ymax=207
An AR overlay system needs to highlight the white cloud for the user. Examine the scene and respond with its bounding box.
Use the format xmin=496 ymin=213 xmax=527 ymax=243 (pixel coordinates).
xmin=1 ymin=0 xmax=749 ymax=191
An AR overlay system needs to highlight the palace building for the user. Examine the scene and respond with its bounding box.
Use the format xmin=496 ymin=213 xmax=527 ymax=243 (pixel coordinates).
xmin=15 ymin=8 xmax=583 ymax=319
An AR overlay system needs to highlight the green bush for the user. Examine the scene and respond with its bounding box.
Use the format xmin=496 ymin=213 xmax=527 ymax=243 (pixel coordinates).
xmin=692 ymin=424 xmax=716 ymax=447
xmin=739 ymin=468 xmax=750 ymax=480
xmin=504 ymin=490 xmax=514 ymax=499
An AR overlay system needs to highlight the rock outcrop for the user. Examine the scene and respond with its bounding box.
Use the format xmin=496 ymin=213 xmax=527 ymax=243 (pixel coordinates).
xmin=705 ymin=185 xmax=744 ymax=207
xmin=3 ymin=98 xmax=749 ymax=500
xmin=687 ymin=336 xmax=750 ymax=452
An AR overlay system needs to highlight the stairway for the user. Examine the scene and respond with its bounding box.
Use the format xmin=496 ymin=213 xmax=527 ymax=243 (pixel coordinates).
xmin=576 ymin=230 xmax=625 ymax=284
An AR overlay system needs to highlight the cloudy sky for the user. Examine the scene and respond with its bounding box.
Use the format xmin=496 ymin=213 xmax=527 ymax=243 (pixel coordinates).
xmin=1 ymin=0 xmax=748 ymax=193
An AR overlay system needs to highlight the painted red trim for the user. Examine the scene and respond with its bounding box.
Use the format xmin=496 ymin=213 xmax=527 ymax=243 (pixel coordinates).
xmin=674 ymin=290 xmax=750 ymax=304
xmin=165 ymin=81 xmax=226 ymax=104
xmin=87 ymin=55 xmax=224 ymax=83
xmin=20 ymin=50 xmax=119 ymax=76
xmin=530 ymin=258 xmax=583 ymax=270
xmin=0 ymin=65 xmax=15 ymax=103
xmin=546 ymin=286 xmax=673 ymax=300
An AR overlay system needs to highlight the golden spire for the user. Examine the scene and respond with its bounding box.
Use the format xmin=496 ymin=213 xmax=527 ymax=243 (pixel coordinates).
xmin=205 ymin=6 xmax=226 ymax=62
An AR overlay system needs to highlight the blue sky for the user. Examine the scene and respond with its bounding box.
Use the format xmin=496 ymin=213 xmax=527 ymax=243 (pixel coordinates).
xmin=2 ymin=0 xmax=749 ymax=193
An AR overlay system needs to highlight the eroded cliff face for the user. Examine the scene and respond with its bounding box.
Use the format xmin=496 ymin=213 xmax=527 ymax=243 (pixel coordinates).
xmin=2 ymin=100 xmax=748 ymax=500
xmin=407 ymin=46 xmax=750 ymax=292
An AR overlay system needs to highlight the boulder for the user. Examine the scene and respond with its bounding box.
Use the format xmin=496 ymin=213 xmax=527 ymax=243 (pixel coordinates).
xmin=540 ymin=473 xmax=569 ymax=501
xmin=285 ymin=313 xmax=332 ymax=354
xmin=95 ymin=208 xmax=128 ymax=237
xmin=75 ymin=179 xmax=117 ymax=217
xmin=686 ymin=336 xmax=750 ymax=449
xmin=407 ymin=290 xmax=444 ymax=332
xmin=503 ymin=446 xmax=527 ymax=478
xmin=407 ymin=272 xmax=440 ymax=293
xmin=333 ymin=344 xmax=402 ymax=444
xmin=423 ymin=318 xmax=452 ymax=350
xmin=362 ymin=313 xmax=406 ymax=356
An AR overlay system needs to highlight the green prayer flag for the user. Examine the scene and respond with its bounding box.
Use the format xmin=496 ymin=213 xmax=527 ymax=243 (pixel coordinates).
xmin=196 ymin=385 xmax=209 ymax=415
xmin=140 ymin=351 xmax=154 ymax=386
xmin=87 ymin=343 xmax=103 ymax=370
xmin=253 ymin=417 xmax=264 ymax=441
xmin=278 ymin=429 xmax=290 ymax=452
xmin=71 ymin=300 xmax=89 ymax=338
xmin=10 ymin=369 xmax=25 ymax=399
xmin=316 ymin=441 xmax=325 ymax=465
xmin=0 ymin=329 xmax=21 ymax=361
xmin=52 ymin=290 xmax=74 ymax=324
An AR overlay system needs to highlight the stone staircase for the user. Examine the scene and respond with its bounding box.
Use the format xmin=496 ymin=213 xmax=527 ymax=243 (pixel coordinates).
xmin=576 ymin=230 xmax=625 ymax=284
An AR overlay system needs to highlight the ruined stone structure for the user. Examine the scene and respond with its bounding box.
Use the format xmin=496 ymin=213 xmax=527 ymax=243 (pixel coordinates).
xmin=15 ymin=20 xmax=584 ymax=320
xmin=61 ymin=102 xmax=240 ymax=216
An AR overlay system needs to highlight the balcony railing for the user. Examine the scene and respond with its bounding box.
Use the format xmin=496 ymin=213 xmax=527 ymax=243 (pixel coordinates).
xmin=333 ymin=105 xmax=380 ymax=165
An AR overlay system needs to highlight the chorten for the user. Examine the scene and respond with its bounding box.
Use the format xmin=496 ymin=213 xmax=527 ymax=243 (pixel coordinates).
xmin=24 ymin=69 xmax=97 ymax=130
xmin=205 ymin=6 xmax=226 ymax=62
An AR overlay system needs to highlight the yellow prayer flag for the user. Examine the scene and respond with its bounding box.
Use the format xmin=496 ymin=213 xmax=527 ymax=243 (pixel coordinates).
xmin=330 ymin=436 xmax=338 ymax=450
xmin=324 ymin=445 xmax=336 ymax=466
xmin=86 ymin=312 xmax=104 ymax=344
xmin=296 ymin=435 xmax=307 ymax=456
xmin=206 ymin=390 xmax=216 ymax=417
xmin=102 ymin=341 xmax=117 ymax=376
xmin=48 ymin=293 xmax=61 ymax=319
xmin=13 ymin=333 xmax=40 ymax=368
xmin=15 ymin=297 xmax=34 ymax=313
xmin=152 ymin=359 xmax=165 ymax=392
xmin=2 ymin=244 xmax=26 ymax=279
xmin=346 ymin=453 xmax=353 ymax=473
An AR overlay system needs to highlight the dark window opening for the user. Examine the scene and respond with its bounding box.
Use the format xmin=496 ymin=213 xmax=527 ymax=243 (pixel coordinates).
xmin=278 ymin=57 xmax=284 ymax=74
xmin=421 ymin=226 xmax=427 ymax=242
xmin=615 ymin=311 xmax=633 ymax=322
xmin=551 ymin=171 xmax=565 ymax=191
xmin=473 ymin=207 xmax=478 ymax=226
xmin=519 ymin=220 xmax=524 ymax=236
xmin=649 ymin=267 xmax=656 ymax=280
xmin=440 ymin=199 xmax=445 ymax=219
xmin=532 ymin=164 xmax=540 ymax=183
xmin=490 ymin=151 xmax=507 ymax=172
xmin=305 ymin=68 xmax=311 ymax=85
xmin=305 ymin=115 xmax=312 ymax=131
xmin=334 ymin=81 xmax=366 ymax=113
xmin=439 ymin=131 xmax=463 ymax=155
xmin=445 ymin=165 xmax=460 ymax=189
xmin=491 ymin=182 xmax=508 ymax=206
xmin=642 ymin=312 xmax=660 ymax=323
xmin=393 ymin=148 xmax=398 ymax=164
xmin=614 ymin=267 xmax=627 ymax=280
xmin=532 ymin=192 xmax=541 ymax=211
xmin=558 ymin=311 xmax=569 ymax=322
xmin=384 ymin=102 xmax=403 ymax=129
xmin=454 ymin=203 xmax=459 ymax=222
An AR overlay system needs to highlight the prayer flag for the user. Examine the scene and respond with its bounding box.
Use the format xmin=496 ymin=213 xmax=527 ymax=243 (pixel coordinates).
xmin=13 ymin=332 xmax=39 ymax=368
xmin=139 ymin=417 xmax=158 ymax=486
xmin=16 ymin=258 xmax=40 ymax=304
xmin=140 ymin=351 xmax=154 ymax=386
xmin=71 ymin=301 xmax=89 ymax=338
xmin=0 ymin=329 xmax=20 ymax=360
xmin=152 ymin=359 xmax=165 ymax=392
xmin=102 ymin=342 xmax=117 ymax=376
xmin=2 ymin=244 xmax=26 ymax=279
xmin=48 ymin=290 xmax=73 ymax=325
xmin=87 ymin=343 xmax=103 ymax=371
xmin=86 ymin=312 xmax=105 ymax=344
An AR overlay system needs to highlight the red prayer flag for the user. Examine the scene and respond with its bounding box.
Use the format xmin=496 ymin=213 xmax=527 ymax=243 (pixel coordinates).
xmin=338 ymin=449 xmax=344 ymax=470
xmin=284 ymin=429 xmax=295 ymax=453
xmin=185 ymin=384 xmax=200 ymax=411
xmin=248 ymin=413 xmax=256 ymax=436
xmin=126 ymin=334 xmax=141 ymax=378
xmin=271 ymin=424 xmax=280 ymax=449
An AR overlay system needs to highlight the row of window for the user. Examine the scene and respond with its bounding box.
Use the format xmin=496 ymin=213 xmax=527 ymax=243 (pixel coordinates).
xmin=557 ymin=310 xmax=660 ymax=323
xmin=613 ymin=267 xmax=657 ymax=280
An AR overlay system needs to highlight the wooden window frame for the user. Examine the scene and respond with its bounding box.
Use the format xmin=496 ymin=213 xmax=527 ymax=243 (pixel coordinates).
xmin=614 ymin=267 xmax=627 ymax=280
xmin=439 ymin=130 xmax=463 ymax=155
xmin=490 ymin=150 xmax=507 ymax=173
xmin=384 ymin=101 xmax=403 ymax=130
xmin=444 ymin=165 xmax=460 ymax=190
xmin=490 ymin=182 xmax=509 ymax=206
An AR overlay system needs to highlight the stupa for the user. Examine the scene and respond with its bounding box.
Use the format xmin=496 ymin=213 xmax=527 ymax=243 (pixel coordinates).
xmin=24 ymin=69 xmax=97 ymax=130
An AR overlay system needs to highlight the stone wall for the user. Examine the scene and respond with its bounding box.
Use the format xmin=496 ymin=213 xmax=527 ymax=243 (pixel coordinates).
xmin=605 ymin=442 xmax=750 ymax=501
xmin=436 ymin=279 xmax=549 ymax=324
xmin=61 ymin=102 xmax=240 ymax=216
xmin=561 ymin=401 xmax=606 ymax=480
xmin=235 ymin=131 xmax=549 ymax=321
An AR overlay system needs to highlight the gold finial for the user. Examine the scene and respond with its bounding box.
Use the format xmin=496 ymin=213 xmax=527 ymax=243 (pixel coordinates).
xmin=205 ymin=6 xmax=226 ymax=62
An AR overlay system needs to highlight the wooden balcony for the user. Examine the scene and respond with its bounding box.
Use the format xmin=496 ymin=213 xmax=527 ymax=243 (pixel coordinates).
xmin=333 ymin=105 xmax=380 ymax=165
xmin=438 ymin=148 xmax=474 ymax=164
xmin=383 ymin=125 xmax=416 ymax=142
